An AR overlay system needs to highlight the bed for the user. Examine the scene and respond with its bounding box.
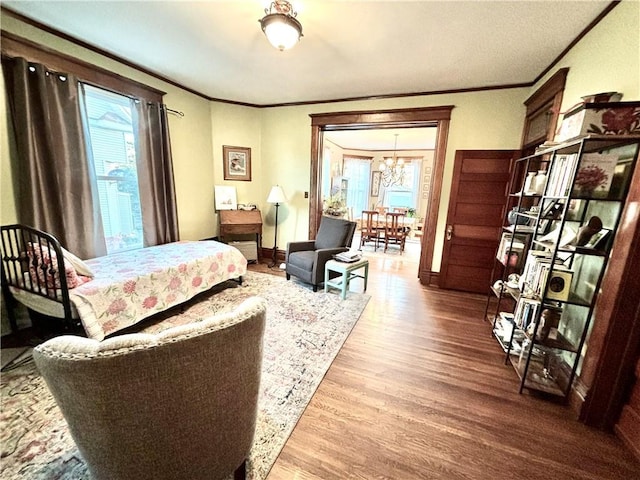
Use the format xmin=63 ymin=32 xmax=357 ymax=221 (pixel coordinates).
xmin=1 ymin=224 xmax=248 ymax=340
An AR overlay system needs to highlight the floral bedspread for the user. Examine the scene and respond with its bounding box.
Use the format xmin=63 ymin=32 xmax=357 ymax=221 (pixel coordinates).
xmin=70 ymin=241 xmax=247 ymax=340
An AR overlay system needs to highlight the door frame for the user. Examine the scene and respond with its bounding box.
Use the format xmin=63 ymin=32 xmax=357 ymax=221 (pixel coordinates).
xmin=309 ymin=106 xmax=453 ymax=285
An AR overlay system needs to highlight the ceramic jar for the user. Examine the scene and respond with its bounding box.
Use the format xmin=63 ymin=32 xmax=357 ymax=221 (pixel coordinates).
xmin=523 ymin=171 xmax=536 ymax=194
xmin=507 ymin=207 xmax=528 ymax=225
xmin=533 ymin=170 xmax=547 ymax=194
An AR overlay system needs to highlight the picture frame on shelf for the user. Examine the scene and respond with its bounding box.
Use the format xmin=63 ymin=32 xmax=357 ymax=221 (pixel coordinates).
xmin=571 ymin=152 xmax=618 ymax=198
xmin=541 ymin=199 xmax=563 ymax=220
xmin=537 ymin=219 xmax=551 ymax=236
xmin=222 ymin=145 xmax=251 ymax=181
xmin=584 ymin=228 xmax=611 ymax=250
xmin=545 ymin=269 xmax=573 ymax=302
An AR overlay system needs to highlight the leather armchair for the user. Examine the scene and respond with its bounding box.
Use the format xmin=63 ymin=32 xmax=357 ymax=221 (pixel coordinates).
xmin=285 ymin=216 xmax=356 ymax=291
xmin=33 ymin=297 xmax=267 ymax=480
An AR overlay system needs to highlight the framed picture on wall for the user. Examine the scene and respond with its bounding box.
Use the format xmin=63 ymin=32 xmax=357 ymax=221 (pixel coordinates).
xmin=223 ymin=145 xmax=251 ymax=181
xmin=371 ymin=171 xmax=381 ymax=197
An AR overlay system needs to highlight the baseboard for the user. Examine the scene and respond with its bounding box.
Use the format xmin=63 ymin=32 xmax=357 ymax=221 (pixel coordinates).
xmin=260 ymin=247 xmax=285 ymax=264
xmin=614 ymin=407 xmax=640 ymax=461
xmin=418 ymin=270 xmax=439 ymax=287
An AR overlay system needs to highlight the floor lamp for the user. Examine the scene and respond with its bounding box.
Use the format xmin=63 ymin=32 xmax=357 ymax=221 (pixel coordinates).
xmin=267 ymin=185 xmax=287 ymax=268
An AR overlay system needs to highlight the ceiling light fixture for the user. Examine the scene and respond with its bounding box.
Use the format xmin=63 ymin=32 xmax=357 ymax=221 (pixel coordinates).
xmin=378 ymin=134 xmax=406 ymax=187
xmin=259 ymin=1 xmax=303 ymax=51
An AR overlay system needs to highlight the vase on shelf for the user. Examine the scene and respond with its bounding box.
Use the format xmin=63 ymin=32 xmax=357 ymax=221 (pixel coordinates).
xmin=523 ymin=172 xmax=536 ymax=194
xmin=507 ymin=207 xmax=528 ymax=225
xmin=533 ymin=170 xmax=547 ymax=194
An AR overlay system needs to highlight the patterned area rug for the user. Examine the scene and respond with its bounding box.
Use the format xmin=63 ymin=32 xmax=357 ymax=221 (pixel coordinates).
xmin=0 ymin=271 xmax=369 ymax=479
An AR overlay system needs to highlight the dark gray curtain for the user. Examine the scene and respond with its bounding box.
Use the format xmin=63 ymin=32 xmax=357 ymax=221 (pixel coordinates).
xmin=2 ymin=57 xmax=106 ymax=259
xmin=133 ymin=101 xmax=179 ymax=245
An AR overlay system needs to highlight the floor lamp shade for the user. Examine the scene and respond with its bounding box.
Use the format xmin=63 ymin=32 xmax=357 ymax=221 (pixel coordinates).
xmin=267 ymin=185 xmax=287 ymax=267
xmin=267 ymin=185 xmax=287 ymax=204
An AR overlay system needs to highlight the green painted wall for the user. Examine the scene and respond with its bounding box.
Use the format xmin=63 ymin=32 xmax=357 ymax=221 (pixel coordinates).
xmin=2 ymin=1 xmax=638 ymax=274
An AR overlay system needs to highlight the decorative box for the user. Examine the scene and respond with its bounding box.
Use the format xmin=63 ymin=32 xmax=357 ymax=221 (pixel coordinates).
xmin=557 ymin=101 xmax=640 ymax=141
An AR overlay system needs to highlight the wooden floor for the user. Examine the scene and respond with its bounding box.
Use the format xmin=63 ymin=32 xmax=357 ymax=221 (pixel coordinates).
xmin=249 ymin=251 xmax=640 ymax=480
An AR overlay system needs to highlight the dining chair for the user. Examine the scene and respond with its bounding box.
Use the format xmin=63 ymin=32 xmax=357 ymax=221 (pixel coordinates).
xmin=384 ymin=212 xmax=408 ymax=253
xmin=376 ymin=206 xmax=388 ymax=216
xmin=360 ymin=210 xmax=382 ymax=251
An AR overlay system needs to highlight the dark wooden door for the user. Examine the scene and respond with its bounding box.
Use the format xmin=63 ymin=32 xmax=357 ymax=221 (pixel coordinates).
xmin=439 ymin=150 xmax=516 ymax=293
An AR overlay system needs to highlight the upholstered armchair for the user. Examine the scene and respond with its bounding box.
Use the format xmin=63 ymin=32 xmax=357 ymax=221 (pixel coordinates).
xmin=33 ymin=297 xmax=267 ymax=480
xmin=285 ymin=216 xmax=357 ymax=291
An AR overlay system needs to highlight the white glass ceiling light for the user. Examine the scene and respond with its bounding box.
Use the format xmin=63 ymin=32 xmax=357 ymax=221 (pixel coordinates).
xmin=260 ymin=1 xmax=303 ymax=51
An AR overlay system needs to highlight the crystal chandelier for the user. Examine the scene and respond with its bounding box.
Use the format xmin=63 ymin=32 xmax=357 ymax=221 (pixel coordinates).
xmin=378 ymin=134 xmax=405 ymax=187
xmin=259 ymin=1 xmax=303 ymax=51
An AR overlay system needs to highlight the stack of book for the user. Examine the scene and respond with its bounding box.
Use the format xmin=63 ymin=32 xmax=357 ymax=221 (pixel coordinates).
xmin=520 ymin=250 xmax=573 ymax=301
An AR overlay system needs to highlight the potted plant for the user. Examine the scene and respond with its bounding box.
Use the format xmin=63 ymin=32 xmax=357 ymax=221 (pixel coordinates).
xmin=323 ymin=194 xmax=347 ymax=216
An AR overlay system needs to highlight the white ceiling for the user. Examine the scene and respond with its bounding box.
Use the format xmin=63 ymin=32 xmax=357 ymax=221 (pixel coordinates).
xmin=3 ymin=0 xmax=612 ymax=107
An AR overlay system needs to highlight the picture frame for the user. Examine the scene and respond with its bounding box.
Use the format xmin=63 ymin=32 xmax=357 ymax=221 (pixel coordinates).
xmin=223 ymin=145 xmax=251 ymax=181
xmin=371 ymin=171 xmax=381 ymax=197
xmin=585 ymin=228 xmax=611 ymax=250
xmin=545 ymin=269 xmax=573 ymax=302
xmin=214 ymin=185 xmax=238 ymax=210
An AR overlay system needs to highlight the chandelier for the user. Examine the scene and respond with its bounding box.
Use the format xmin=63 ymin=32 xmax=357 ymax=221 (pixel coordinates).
xmin=378 ymin=134 xmax=405 ymax=187
xmin=259 ymin=1 xmax=303 ymax=51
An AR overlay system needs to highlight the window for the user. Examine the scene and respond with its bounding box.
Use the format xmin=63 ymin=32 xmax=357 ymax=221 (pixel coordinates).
xmin=382 ymin=159 xmax=421 ymax=210
xmin=82 ymin=85 xmax=143 ymax=253
xmin=343 ymin=157 xmax=371 ymax=217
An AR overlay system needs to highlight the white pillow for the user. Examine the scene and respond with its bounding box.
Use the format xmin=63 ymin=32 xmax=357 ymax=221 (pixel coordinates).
xmin=61 ymin=247 xmax=95 ymax=278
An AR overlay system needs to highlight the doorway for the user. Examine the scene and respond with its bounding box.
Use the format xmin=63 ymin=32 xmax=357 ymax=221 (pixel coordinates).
xmin=309 ymin=106 xmax=453 ymax=285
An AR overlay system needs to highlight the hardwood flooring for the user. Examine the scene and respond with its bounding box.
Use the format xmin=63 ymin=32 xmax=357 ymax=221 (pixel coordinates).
xmin=249 ymin=250 xmax=640 ymax=479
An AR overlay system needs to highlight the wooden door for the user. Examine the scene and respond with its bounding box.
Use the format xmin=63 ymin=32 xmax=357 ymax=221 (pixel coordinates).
xmin=439 ymin=150 xmax=516 ymax=293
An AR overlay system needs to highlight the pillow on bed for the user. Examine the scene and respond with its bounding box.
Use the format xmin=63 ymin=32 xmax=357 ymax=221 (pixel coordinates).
xmin=27 ymin=243 xmax=92 ymax=290
xmin=61 ymin=247 xmax=95 ymax=277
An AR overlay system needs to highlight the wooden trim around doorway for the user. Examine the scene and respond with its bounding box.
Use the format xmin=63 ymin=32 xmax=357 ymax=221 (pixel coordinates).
xmin=309 ymin=106 xmax=454 ymax=285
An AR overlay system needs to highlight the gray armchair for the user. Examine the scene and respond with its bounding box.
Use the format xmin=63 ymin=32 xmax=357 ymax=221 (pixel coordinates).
xmin=33 ymin=297 xmax=267 ymax=480
xmin=285 ymin=216 xmax=357 ymax=291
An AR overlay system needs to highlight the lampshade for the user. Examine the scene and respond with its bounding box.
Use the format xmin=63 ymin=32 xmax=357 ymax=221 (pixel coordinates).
xmin=267 ymin=185 xmax=287 ymax=204
xmin=260 ymin=1 xmax=303 ymax=51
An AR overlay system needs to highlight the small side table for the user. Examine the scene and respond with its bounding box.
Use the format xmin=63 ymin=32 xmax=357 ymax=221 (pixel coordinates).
xmin=324 ymin=258 xmax=369 ymax=300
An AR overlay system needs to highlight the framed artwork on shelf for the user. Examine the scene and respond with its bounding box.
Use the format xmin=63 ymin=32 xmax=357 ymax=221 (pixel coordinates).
xmin=585 ymin=228 xmax=611 ymax=250
xmin=214 ymin=185 xmax=237 ymax=211
xmin=371 ymin=171 xmax=381 ymax=197
xmin=223 ymin=145 xmax=251 ymax=181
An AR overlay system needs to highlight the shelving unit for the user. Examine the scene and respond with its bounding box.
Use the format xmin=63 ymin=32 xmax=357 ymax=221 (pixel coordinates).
xmin=485 ymin=134 xmax=640 ymax=398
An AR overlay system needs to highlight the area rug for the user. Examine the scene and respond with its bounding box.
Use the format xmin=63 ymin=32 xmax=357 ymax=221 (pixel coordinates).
xmin=0 ymin=271 xmax=370 ymax=479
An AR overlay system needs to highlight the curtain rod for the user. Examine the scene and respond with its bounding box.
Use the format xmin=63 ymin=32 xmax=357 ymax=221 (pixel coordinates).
xmin=166 ymin=108 xmax=184 ymax=117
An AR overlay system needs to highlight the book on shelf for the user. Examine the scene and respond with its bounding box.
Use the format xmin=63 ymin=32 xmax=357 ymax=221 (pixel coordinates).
xmin=513 ymin=297 xmax=541 ymax=331
xmin=546 ymin=154 xmax=578 ymax=197
xmin=504 ymin=225 xmax=536 ymax=233
xmin=520 ymin=250 xmax=571 ymax=299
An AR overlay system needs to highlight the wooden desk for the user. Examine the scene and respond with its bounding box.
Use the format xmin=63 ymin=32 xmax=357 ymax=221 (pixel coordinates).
xmin=219 ymin=210 xmax=262 ymax=259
